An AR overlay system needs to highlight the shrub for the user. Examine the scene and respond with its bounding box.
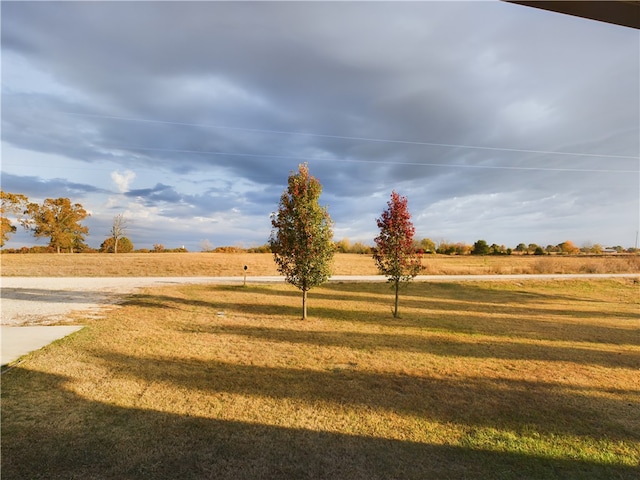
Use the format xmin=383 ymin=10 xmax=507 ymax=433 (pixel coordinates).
xmin=533 ymin=258 xmax=561 ymax=274
xmin=579 ymin=262 xmax=603 ymax=274
xmin=213 ymin=246 xmax=243 ymax=253
xmin=100 ymin=236 xmax=134 ymax=253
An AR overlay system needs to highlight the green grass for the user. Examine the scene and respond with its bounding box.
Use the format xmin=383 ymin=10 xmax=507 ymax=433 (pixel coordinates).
xmin=2 ymin=279 xmax=639 ymax=479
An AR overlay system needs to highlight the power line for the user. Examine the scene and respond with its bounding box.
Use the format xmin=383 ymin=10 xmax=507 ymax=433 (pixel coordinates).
xmin=97 ymin=143 xmax=638 ymax=173
xmin=56 ymin=110 xmax=639 ymax=161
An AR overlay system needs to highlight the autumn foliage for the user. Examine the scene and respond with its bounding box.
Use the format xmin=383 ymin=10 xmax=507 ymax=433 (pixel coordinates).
xmin=373 ymin=191 xmax=423 ymax=317
xmin=269 ymin=164 xmax=335 ymax=319
xmin=0 ymin=191 xmax=28 ymax=247
xmin=23 ymin=198 xmax=90 ymax=253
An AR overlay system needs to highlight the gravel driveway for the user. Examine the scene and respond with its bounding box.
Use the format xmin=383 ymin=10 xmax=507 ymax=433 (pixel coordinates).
xmin=0 ymin=277 xmax=238 ymax=326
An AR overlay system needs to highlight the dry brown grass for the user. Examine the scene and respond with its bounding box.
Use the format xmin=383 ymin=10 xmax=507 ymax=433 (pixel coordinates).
xmin=1 ymin=252 xmax=638 ymax=277
xmin=2 ymin=279 xmax=639 ymax=479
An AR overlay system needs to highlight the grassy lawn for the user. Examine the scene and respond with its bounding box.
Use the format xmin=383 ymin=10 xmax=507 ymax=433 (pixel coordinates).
xmin=2 ymin=279 xmax=639 ymax=479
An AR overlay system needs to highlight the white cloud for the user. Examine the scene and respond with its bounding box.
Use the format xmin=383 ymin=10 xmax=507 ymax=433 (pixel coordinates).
xmin=110 ymin=170 xmax=136 ymax=193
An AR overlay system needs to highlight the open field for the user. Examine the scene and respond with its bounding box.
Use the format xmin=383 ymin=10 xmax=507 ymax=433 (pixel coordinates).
xmin=2 ymin=279 xmax=639 ymax=479
xmin=2 ymin=252 xmax=639 ymax=277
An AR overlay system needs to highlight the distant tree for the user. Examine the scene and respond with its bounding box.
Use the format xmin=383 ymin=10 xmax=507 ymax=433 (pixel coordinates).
xmin=528 ymin=243 xmax=540 ymax=254
xmin=436 ymin=240 xmax=457 ymax=255
xmin=335 ymin=238 xmax=351 ymax=253
xmin=418 ymin=237 xmax=436 ymax=253
xmin=71 ymin=234 xmax=91 ymax=253
xmin=23 ymin=198 xmax=89 ymax=253
xmin=269 ymin=163 xmax=335 ymax=319
xmin=247 ymin=244 xmax=272 ymax=253
xmin=558 ymin=240 xmax=579 ymax=255
xmin=581 ymin=242 xmax=603 ymax=254
xmin=436 ymin=241 xmax=470 ymax=255
xmin=435 ymin=242 xmax=449 ymax=254
xmin=515 ymin=243 xmax=527 ymax=253
xmin=100 ymin=236 xmax=134 ymax=253
xmin=109 ymin=213 xmax=128 ymax=254
xmin=351 ymin=242 xmax=372 ymax=254
xmin=471 ymin=239 xmax=490 ymax=256
xmin=1 ymin=191 xmax=28 ymax=247
xmin=200 ymin=239 xmax=215 ymax=252
xmin=213 ymin=246 xmax=243 ymax=253
xmin=489 ymin=243 xmax=505 ymax=255
xmin=533 ymin=246 xmax=545 ymax=255
xmin=373 ymin=191 xmax=423 ymax=318
xmin=455 ymin=242 xmax=471 ymax=255
xmin=153 ymin=243 xmax=165 ymax=253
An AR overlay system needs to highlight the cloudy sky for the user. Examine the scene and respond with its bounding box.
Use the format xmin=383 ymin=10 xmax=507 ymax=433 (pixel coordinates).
xmin=2 ymin=1 xmax=639 ymax=251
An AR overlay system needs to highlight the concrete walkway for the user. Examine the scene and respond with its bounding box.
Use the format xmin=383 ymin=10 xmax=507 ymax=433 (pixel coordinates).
xmin=1 ymin=325 xmax=84 ymax=366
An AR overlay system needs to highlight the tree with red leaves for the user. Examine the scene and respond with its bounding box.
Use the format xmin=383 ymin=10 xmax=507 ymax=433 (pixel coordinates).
xmin=373 ymin=191 xmax=423 ymax=317
xmin=269 ymin=163 xmax=335 ymax=319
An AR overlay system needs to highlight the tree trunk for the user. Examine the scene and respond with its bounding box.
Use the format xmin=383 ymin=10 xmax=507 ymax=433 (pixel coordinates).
xmin=302 ymin=289 xmax=308 ymax=320
xmin=393 ymin=278 xmax=400 ymax=318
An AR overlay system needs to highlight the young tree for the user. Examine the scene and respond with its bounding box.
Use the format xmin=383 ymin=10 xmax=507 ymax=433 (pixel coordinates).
xmin=109 ymin=213 xmax=128 ymax=254
xmin=1 ymin=191 xmax=28 ymax=247
xmin=269 ymin=163 xmax=335 ymax=319
xmin=23 ymin=198 xmax=90 ymax=253
xmin=373 ymin=191 xmax=423 ymax=318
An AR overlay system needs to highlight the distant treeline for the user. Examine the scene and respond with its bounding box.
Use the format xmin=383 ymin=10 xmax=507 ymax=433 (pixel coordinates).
xmin=2 ymin=192 xmax=637 ymax=255
xmin=3 ymin=238 xmax=638 ymax=255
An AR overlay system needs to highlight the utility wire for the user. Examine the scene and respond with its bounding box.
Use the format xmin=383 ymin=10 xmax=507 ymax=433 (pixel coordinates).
xmin=96 ymin=143 xmax=638 ymax=173
xmin=56 ymin=110 xmax=639 ymax=161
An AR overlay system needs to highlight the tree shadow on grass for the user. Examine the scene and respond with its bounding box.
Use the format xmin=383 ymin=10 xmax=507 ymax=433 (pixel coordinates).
xmin=2 ymin=367 xmax=637 ymax=480
xmin=234 ymin=281 xmax=639 ymax=326
xmin=120 ymin=287 xmax=640 ymax=346
xmin=185 ymin=323 xmax=640 ymax=369
xmin=323 ymin=280 xmax=611 ymax=305
xmin=122 ymin=292 xmax=305 ymax=319
xmin=222 ymin=286 xmax=639 ymax=346
xmin=319 ymin=282 xmax=639 ymax=322
xmin=86 ymin=350 xmax=639 ymax=443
